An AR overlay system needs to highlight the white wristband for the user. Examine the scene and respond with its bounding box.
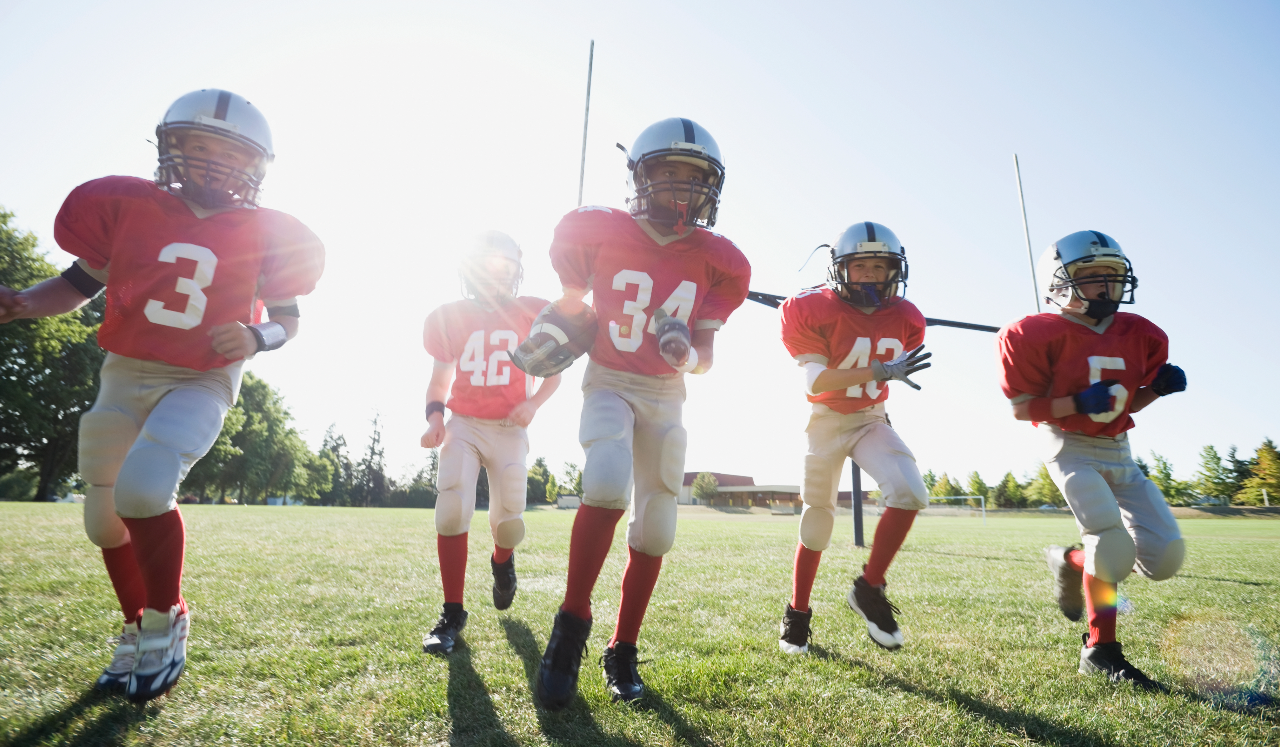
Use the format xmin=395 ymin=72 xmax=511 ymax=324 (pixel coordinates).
xmin=674 ymin=347 xmax=700 ymax=374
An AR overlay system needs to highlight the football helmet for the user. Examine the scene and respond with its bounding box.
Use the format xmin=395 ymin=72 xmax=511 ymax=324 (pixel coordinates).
xmin=156 ymin=89 xmax=274 ymax=209
xmin=619 ymin=118 xmax=725 ymax=230
xmin=825 ymin=222 xmax=908 ymax=307
xmin=460 ymin=230 xmax=523 ymax=300
xmin=1038 ymin=230 xmax=1137 ymax=320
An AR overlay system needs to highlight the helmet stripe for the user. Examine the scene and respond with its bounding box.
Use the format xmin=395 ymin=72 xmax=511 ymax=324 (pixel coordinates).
xmin=1090 ymin=230 xmax=1110 ymax=248
xmin=680 ymin=118 xmax=695 ymax=143
xmin=864 ymin=222 xmax=876 ymax=242
xmin=213 ymin=90 xmax=231 ymax=120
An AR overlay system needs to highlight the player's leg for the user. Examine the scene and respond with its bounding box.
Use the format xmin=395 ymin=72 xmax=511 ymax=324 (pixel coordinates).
xmin=847 ymin=421 xmax=928 ymax=650
xmin=483 ymin=423 xmax=531 ymax=611
xmin=1109 ymin=441 xmax=1184 ymax=582
xmin=424 ymin=418 xmax=482 ymax=654
xmin=113 ymin=366 xmax=238 ymax=702
xmin=537 ymin=384 xmax=633 ymax=711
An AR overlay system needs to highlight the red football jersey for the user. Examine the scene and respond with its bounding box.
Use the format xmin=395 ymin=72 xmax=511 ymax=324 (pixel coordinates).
xmin=996 ymin=312 xmax=1169 ymax=437
xmin=54 ymin=176 xmax=325 ymax=372
xmin=424 ymin=297 xmax=550 ymax=420
xmin=549 ymin=206 xmax=751 ymax=376
xmin=780 ymin=287 xmax=926 ymax=414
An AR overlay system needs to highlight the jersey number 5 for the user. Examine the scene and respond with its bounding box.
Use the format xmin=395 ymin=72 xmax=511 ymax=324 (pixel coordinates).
xmin=608 ymin=270 xmax=698 ymax=352
xmin=144 ymin=243 xmax=218 ymax=330
xmin=1087 ymin=356 xmax=1129 ymax=423
xmin=460 ymin=330 xmax=519 ymax=386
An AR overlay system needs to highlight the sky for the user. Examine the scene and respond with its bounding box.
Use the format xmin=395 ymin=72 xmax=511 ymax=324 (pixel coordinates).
xmin=1 ymin=0 xmax=1277 ymax=493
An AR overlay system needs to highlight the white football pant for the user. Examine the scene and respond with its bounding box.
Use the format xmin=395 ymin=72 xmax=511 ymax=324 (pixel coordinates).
xmin=435 ymin=415 xmax=529 ymax=549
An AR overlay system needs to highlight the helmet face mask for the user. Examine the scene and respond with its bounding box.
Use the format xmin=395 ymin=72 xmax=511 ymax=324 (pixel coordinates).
xmin=156 ymin=89 xmax=274 ymax=209
xmin=1039 ymin=231 xmax=1138 ymax=320
xmin=622 ymin=118 xmax=725 ymax=230
xmin=825 ymin=222 xmax=909 ymax=308
xmin=461 ymin=231 xmax=523 ymax=302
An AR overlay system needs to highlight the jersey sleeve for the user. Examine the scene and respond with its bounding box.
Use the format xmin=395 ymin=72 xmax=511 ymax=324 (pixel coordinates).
xmin=1141 ymin=321 xmax=1170 ymax=387
xmin=52 ymin=177 xmax=139 ymax=269
xmin=257 ymin=213 xmax=326 ymax=304
xmin=996 ymin=321 xmax=1052 ymax=400
xmin=696 ymin=245 xmax=752 ymax=329
xmin=423 ymin=305 xmax=455 ymax=362
xmin=780 ymin=296 xmax=831 ymax=364
xmin=548 ymin=210 xmax=600 ymax=292
xmin=902 ymin=302 xmax=927 ymax=350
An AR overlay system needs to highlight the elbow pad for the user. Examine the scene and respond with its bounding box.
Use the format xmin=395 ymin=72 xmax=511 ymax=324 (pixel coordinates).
xmin=803 ymin=362 xmax=826 ymax=396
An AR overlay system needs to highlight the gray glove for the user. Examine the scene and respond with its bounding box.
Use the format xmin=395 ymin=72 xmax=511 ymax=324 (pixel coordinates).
xmin=653 ymin=308 xmax=691 ymax=367
xmin=870 ymin=344 xmax=932 ymax=390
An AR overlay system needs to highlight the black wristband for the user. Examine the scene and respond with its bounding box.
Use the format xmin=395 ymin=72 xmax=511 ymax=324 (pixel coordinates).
xmin=60 ymin=263 xmax=106 ymax=298
xmin=248 ymin=322 xmax=288 ymax=352
xmin=426 ymin=401 xmax=446 ymax=420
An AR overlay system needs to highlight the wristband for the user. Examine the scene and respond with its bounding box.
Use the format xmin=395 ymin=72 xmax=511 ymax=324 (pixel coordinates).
xmin=248 ymin=322 xmax=288 ymax=352
xmin=1028 ymin=397 xmax=1054 ymax=422
xmin=426 ymin=401 xmax=446 ymax=420
xmin=674 ymin=347 xmax=700 ymax=374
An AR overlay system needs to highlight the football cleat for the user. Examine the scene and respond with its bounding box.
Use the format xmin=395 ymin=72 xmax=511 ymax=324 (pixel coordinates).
xmin=778 ymin=603 xmax=813 ymax=655
xmin=1078 ymin=634 xmax=1163 ymax=691
xmin=95 ymin=621 xmax=139 ymax=692
xmin=1045 ymin=545 xmax=1085 ymax=622
xmin=536 ymin=609 xmax=592 ymax=711
xmin=491 ymin=552 xmax=518 ymax=611
xmin=422 ymin=604 xmax=468 ymax=655
xmin=601 ymin=642 xmax=645 ymax=703
xmin=126 ymin=605 xmax=189 ymax=703
xmin=847 ymin=575 xmax=905 ymax=650
xmin=511 ymin=303 xmax=598 ymax=377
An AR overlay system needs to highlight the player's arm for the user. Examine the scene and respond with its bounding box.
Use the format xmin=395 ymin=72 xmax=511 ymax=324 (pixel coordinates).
xmin=810 ymin=365 xmax=877 ymax=394
xmin=421 ymin=358 xmax=455 ymax=448
xmin=551 ymin=286 xmax=589 ymax=315
xmin=209 ymin=304 xmax=301 ymax=360
xmin=1131 ymin=363 xmax=1186 ymax=412
xmin=0 ymin=267 xmax=100 ymax=324
xmin=1011 ymin=394 xmax=1079 ymax=421
xmin=505 ymin=373 xmax=563 ymax=427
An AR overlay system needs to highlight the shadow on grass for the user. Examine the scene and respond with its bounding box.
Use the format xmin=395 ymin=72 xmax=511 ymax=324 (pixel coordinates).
xmin=444 ymin=642 xmax=518 ymax=747
xmin=5 ymin=688 xmax=150 ymax=747
xmin=1177 ymin=573 xmax=1277 ymax=587
xmin=500 ymin=617 xmax=641 ymax=747
xmin=808 ymin=644 xmax=1122 ymax=747
xmin=638 ymin=689 xmax=713 ymax=747
xmin=899 ymin=547 xmax=1038 ymax=564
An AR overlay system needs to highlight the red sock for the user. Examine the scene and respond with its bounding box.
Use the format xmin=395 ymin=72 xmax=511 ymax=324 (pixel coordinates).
xmin=492 ymin=545 xmax=513 ymax=564
xmin=119 ymin=509 xmax=186 ymax=613
xmin=561 ymin=505 xmax=625 ymax=620
xmin=1083 ymin=572 xmax=1118 ymax=646
xmin=1066 ymin=548 xmax=1085 ymax=572
xmin=790 ymin=543 xmax=822 ymax=612
xmin=863 ymin=508 xmax=917 ymax=586
xmin=101 ymin=543 xmax=147 ymax=624
xmin=611 ymin=547 xmax=663 ymax=646
xmin=438 ymin=532 xmax=468 ymax=605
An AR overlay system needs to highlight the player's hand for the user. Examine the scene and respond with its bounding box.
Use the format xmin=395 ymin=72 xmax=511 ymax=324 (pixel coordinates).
xmin=1072 ymin=379 xmax=1120 ymax=414
xmin=654 ymin=308 xmax=691 ymax=368
xmin=870 ymin=345 xmax=932 ymax=390
xmin=0 ymin=285 xmax=30 ymax=324
xmin=1150 ymin=364 xmax=1186 ymax=396
xmin=209 ymin=322 xmax=257 ymax=360
xmin=421 ymin=421 xmax=446 ymax=449
xmin=504 ymin=400 xmax=538 ymax=428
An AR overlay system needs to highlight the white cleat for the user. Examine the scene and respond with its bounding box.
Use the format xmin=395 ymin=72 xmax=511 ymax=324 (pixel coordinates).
xmin=95 ymin=621 xmax=139 ymax=692
xmin=127 ymin=605 xmax=189 ymax=703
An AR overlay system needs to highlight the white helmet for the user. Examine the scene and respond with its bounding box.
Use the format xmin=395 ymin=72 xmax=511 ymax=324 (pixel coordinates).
xmin=155 ymin=89 xmax=274 ymax=209
xmin=461 ymin=230 xmax=523 ymax=300
xmin=825 ymin=221 xmax=908 ymax=307
xmin=1039 ymin=230 xmax=1137 ymax=320
xmin=618 ymin=118 xmax=725 ymax=229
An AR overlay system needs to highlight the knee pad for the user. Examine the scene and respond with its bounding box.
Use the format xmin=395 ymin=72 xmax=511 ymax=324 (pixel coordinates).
xmin=494 ymin=462 xmax=530 ymax=511
xmin=83 ymin=486 xmax=129 ymax=548
xmin=799 ymin=505 xmax=835 ymax=551
xmin=78 ymin=410 xmax=138 ymax=486
xmin=494 ymin=518 xmax=525 ymax=550
xmin=434 ymin=490 xmax=472 ymax=536
xmin=658 ymin=426 xmax=687 ymax=497
xmin=632 ymin=496 xmax=677 ymax=556
xmin=1084 ymin=527 xmax=1137 ymax=583
xmin=113 ymin=444 xmax=183 ymax=518
xmin=1138 ymin=537 xmax=1185 ymax=581
xmin=582 ymin=440 xmax=633 ymax=508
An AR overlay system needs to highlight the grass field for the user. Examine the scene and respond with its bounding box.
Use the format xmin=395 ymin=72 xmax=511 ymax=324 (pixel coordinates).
xmin=1 ymin=504 xmax=1277 ymax=746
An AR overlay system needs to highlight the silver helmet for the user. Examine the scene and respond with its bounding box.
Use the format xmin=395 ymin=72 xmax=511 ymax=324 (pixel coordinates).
xmin=1038 ymin=230 xmax=1137 ymax=320
xmin=618 ymin=118 xmax=725 ymax=229
xmin=155 ymin=89 xmax=274 ymax=209
xmin=826 ymin=222 xmax=908 ymax=307
xmin=461 ymin=230 xmax=523 ymax=300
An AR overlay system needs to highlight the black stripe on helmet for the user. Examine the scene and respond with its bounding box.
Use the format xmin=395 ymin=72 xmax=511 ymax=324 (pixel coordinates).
xmin=1090 ymin=230 xmax=1110 ymax=248
xmin=864 ymin=222 xmax=877 ymax=242
xmin=213 ymin=90 xmax=232 ymax=120
xmin=680 ymin=118 xmax=695 ymax=143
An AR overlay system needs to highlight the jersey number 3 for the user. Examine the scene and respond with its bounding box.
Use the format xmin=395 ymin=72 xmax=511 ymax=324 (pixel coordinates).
xmin=608 ymin=270 xmax=697 ymax=352
xmin=144 ymin=243 xmax=218 ymax=330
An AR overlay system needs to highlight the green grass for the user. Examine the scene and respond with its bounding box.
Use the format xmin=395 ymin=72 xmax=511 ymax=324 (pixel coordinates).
xmin=1 ymin=504 xmax=1277 ymax=746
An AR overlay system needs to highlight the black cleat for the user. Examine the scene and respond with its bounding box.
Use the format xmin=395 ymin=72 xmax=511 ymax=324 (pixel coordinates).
xmin=492 ymin=552 xmax=518 ymax=611
xmin=1078 ymin=633 xmax=1163 ymax=691
xmin=536 ymin=609 xmax=592 ymax=711
xmin=422 ymin=603 xmax=468 ymax=654
xmin=601 ymin=642 xmax=645 ymax=703
xmin=778 ymin=603 xmax=812 ymax=655
xmin=1045 ymin=545 xmax=1084 ymax=622
xmin=847 ymin=575 xmax=904 ymax=650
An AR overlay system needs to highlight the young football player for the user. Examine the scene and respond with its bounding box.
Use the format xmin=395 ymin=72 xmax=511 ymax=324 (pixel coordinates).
xmin=0 ymin=89 xmax=324 ymax=702
xmin=418 ymin=231 xmax=561 ymax=654
xmin=511 ymin=118 xmax=751 ymax=709
xmin=997 ymin=230 xmax=1185 ymax=690
xmin=776 ymin=222 xmax=933 ymax=655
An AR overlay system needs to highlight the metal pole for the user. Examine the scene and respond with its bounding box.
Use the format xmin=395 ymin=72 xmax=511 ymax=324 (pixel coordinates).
xmin=852 ymin=460 xmax=865 ymax=547
xmin=577 ymin=40 xmax=594 ymax=207
xmin=1013 ymin=154 xmax=1041 ymax=313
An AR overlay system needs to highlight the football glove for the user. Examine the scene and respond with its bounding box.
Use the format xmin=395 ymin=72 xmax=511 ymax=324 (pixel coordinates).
xmin=1150 ymin=363 xmax=1186 ymax=396
xmin=511 ymin=302 xmax=598 ymax=377
xmin=653 ymin=308 xmax=691 ymax=368
xmin=869 ymin=345 xmax=932 ymax=390
xmin=1073 ymin=379 xmax=1120 ymax=415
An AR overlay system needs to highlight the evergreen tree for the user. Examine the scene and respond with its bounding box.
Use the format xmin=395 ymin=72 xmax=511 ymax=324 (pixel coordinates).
xmin=1025 ymin=464 xmax=1064 ymax=507
xmin=1193 ymin=445 xmax=1234 ymax=505
xmin=545 ymin=473 xmax=560 ymax=503
xmin=1148 ymin=452 xmax=1195 ymax=506
xmin=526 ymin=456 xmax=551 ymax=505
xmin=1237 ymin=438 xmax=1280 ymax=506
xmin=966 ymin=471 xmax=989 ymax=498
xmin=317 ymin=426 xmax=356 ymax=506
xmin=562 ymin=462 xmax=583 ymax=496
xmin=351 ymin=415 xmax=390 ymax=507
xmin=692 ymin=472 xmax=719 ymax=503
xmin=1227 ymin=445 xmax=1257 ymax=499
xmin=990 ymin=471 xmax=1025 ymax=508
xmin=930 ymin=472 xmax=964 ymax=497
xmin=921 ymin=469 xmax=937 ymax=493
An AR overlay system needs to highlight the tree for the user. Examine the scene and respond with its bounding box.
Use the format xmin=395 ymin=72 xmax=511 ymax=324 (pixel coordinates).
xmin=930 ymin=472 xmax=964 ymax=497
xmin=545 ymin=472 xmax=560 ymax=503
xmin=562 ymin=462 xmax=583 ymax=496
xmin=389 ymin=463 xmax=437 ymax=509
xmin=1025 ymin=464 xmax=1064 ymax=507
xmin=218 ymin=372 xmax=329 ymax=504
xmin=0 ymin=208 xmax=107 ymax=500
xmin=182 ymin=405 xmax=246 ymax=501
xmin=966 ymin=471 xmax=990 ymax=500
xmin=350 ymin=415 xmax=391 ymax=507
xmin=1193 ymin=445 xmax=1234 ymax=505
xmin=692 ymin=472 xmax=719 ymax=503
xmin=1237 ymin=438 xmax=1280 ymax=507
xmin=1134 ymin=456 xmax=1150 ymax=477
xmin=921 ymin=469 xmax=937 ymax=493
xmin=1149 ymin=452 xmax=1195 ymax=506
xmin=317 ymin=426 xmax=356 ymax=506
xmin=527 ymin=456 xmax=551 ymax=505
xmin=1228 ymin=445 xmax=1258 ymax=501
xmin=990 ymin=471 xmax=1025 ymax=508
